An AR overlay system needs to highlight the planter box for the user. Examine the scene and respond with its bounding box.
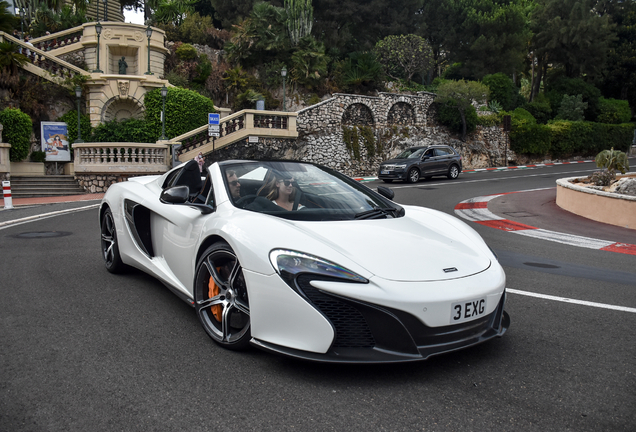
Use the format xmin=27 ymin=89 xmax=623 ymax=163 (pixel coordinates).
xmin=10 ymin=162 xmax=45 ymax=176
xmin=556 ymin=173 xmax=636 ymax=230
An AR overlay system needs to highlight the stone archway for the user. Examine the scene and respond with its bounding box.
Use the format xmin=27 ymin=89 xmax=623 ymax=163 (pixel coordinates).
xmin=101 ymin=96 xmax=145 ymax=123
xmin=387 ymin=102 xmax=415 ymax=125
xmin=342 ymin=103 xmax=375 ymax=126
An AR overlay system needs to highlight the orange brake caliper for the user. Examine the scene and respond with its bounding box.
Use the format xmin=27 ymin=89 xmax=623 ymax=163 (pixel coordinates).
xmin=208 ymin=268 xmax=222 ymax=322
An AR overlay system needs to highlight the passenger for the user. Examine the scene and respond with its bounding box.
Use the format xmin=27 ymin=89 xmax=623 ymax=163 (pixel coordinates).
xmin=264 ymin=171 xmax=302 ymax=211
xmin=226 ymin=170 xmax=241 ymax=200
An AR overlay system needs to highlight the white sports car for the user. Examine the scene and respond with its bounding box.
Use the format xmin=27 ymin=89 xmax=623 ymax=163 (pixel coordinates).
xmin=100 ymin=159 xmax=509 ymax=363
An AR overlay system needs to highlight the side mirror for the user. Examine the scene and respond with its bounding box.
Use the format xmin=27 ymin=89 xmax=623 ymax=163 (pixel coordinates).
xmin=160 ymin=186 xmax=213 ymax=214
xmin=160 ymin=186 xmax=189 ymax=204
xmin=377 ymin=186 xmax=395 ymax=200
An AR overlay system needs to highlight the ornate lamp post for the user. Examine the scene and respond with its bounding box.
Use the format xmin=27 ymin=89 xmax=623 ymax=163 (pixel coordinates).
xmin=145 ymin=25 xmax=153 ymax=75
xmin=281 ymin=66 xmax=287 ymax=112
xmin=102 ymin=0 xmax=107 ymax=21
xmin=160 ymin=85 xmax=168 ymax=140
xmin=93 ymin=22 xmax=103 ymax=73
xmin=75 ymin=86 xmax=84 ymax=143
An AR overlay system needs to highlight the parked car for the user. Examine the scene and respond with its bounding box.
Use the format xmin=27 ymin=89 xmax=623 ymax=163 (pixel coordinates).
xmin=99 ymin=159 xmax=508 ymax=363
xmin=378 ymin=145 xmax=463 ymax=183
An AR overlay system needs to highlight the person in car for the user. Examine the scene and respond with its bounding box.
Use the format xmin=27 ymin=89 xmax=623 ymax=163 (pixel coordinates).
xmin=264 ymin=171 xmax=302 ymax=211
xmin=226 ymin=170 xmax=241 ymax=200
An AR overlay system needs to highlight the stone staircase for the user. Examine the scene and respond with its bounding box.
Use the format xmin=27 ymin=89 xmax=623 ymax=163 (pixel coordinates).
xmin=9 ymin=176 xmax=85 ymax=198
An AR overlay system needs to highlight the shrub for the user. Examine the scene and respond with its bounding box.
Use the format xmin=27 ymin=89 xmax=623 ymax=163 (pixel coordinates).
xmin=509 ymin=108 xmax=551 ymax=155
xmin=175 ymin=43 xmax=198 ymax=61
xmin=482 ymin=73 xmax=521 ymax=111
xmin=436 ymin=102 xmax=479 ymax=135
xmin=546 ymin=77 xmax=601 ymax=121
xmin=143 ymin=87 xmax=216 ymax=138
xmin=58 ymin=110 xmax=92 ymax=145
xmin=556 ymin=94 xmax=587 ymax=121
xmin=90 ymin=118 xmax=158 ymax=143
xmin=523 ymin=94 xmax=552 ymax=124
xmin=477 ymin=113 xmax=502 ymax=127
xmin=30 ymin=150 xmax=46 ymax=162
xmin=0 ymin=108 xmax=32 ymax=161
xmin=597 ymin=97 xmax=631 ymax=124
xmin=595 ymin=147 xmax=630 ymax=174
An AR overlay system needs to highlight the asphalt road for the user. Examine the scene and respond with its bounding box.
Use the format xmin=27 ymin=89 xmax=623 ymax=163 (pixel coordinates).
xmin=1 ymin=161 xmax=635 ymax=431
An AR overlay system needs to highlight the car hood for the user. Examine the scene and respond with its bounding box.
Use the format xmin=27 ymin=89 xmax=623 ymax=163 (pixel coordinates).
xmin=380 ymin=158 xmax=411 ymax=165
xmin=283 ymin=208 xmax=491 ymax=282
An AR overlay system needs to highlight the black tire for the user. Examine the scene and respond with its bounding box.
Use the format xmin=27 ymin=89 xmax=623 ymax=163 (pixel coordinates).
xmin=447 ymin=164 xmax=460 ymax=180
xmin=101 ymin=208 xmax=127 ymax=273
xmin=406 ymin=168 xmax=420 ymax=183
xmin=382 ymin=179 xmax=393 ymax=183
xmin=194 ymin=242 xmax=251 ymax=350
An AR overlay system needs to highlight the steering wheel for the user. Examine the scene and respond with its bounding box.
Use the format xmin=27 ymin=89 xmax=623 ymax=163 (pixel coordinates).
xmin=234 ymin=194 xmax=257 ymax=208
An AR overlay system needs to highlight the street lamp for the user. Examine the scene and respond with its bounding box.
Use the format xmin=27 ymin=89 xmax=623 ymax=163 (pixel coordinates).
xmin=102 ymin=0 xmax=107 ymax=21
xmin=75 ymin=86 xmax=84 ymax=143
xmin=93 ymin=22 xmax=103 ymax=73
xmin=160 ymin=85 xmax=167 ymax=140
xmin=281 ymin=66 xmax=287 ymax=112
xmin=145 ymin=25 xmax=153 ymax=75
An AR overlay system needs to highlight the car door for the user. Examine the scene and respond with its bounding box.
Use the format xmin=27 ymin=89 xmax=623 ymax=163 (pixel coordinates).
xmin=418 ymin=148 xmax=436 ymax=175
xmin=151 ymin=168 xmax=215 ymax=294
xmin=434 ymin=147 xmax=453 ymax=173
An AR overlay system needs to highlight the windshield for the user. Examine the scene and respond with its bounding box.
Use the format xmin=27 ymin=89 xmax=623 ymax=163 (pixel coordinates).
xmin=396 ymin=148 xmax=424 ymax=159
xmin=221 ymin=161 xmax=403 ymax=221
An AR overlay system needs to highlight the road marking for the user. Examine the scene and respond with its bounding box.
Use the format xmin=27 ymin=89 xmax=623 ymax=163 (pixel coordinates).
xmin=0 ymin=204 xmax=100 ymax=230
xmin=508 ymin=288 xmax=636 ymax=313
xmin=454 ymin=192 xmax=636 ymax=256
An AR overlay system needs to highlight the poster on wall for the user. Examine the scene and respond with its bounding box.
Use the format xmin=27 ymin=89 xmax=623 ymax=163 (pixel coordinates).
xmin=40 ymin=122 xmax=71 ymax=162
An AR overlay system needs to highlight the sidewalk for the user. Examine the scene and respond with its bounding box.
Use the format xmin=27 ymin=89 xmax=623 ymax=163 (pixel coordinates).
xmin=1 ymin=193 xmax=105 ymax=209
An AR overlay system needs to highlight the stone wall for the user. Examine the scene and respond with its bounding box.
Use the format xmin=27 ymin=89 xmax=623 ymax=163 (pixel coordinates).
xmin=76 ymin=174 xmax=139 ymax=193
xmin=204 ymin=92 xmax=512 ymax=178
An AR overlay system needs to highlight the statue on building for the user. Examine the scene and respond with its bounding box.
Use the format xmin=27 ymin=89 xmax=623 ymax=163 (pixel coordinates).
xmin=118 ymin=56 xmax=128 ymax=75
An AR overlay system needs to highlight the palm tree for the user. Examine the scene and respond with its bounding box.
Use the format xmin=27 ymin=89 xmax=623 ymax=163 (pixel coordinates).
xmin=0 ymin=42 xmax=29 ymax=75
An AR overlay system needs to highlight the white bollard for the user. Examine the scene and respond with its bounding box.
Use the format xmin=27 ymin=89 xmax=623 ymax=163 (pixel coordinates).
xmin=2 ymin=180 xmax=13 ymax=209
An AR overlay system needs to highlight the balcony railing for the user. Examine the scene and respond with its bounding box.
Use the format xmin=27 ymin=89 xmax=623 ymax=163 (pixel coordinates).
xmin=30 ymin=26 xmax=84 ymax=52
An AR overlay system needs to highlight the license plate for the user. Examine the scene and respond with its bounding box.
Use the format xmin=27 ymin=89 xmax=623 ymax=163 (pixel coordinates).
xmin=381 ymin=170 xmax=390 ymax=174
xmin=451 ymin=298 xmax=486 ymax=324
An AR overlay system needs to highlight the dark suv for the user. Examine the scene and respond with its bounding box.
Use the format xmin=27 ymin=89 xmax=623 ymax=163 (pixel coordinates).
xmin=378 ymin=145 xmax=463 ymax=183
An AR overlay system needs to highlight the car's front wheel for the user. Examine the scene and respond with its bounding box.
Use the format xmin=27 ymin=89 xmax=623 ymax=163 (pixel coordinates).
xmin=101 ymin=208 xmax=126 ymax=273
xmin=194 ymin=242 xmax=251 ymax=350
xmin=447 ymin=164 xmax=460 ymax=179
xmin=406 ymin=168 xmax=420 ymax=183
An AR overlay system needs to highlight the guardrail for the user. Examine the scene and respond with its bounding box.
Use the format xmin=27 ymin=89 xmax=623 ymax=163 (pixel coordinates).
xmin=171 ymin=109 xmax=298 ymax=161
xmin=73 ymin=142 xmax=171 ymax=173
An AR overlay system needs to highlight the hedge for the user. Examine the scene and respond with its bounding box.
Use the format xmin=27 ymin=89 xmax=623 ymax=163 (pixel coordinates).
xmin=143 ymin=87 xmax=216 ymax=139
xmin=0 ymin=108 xmax=32 ymax=162
xmin=509 ymin=107 xmax=634 ymax=158
xmin=58 ymin=110 xmax=92 ymax=145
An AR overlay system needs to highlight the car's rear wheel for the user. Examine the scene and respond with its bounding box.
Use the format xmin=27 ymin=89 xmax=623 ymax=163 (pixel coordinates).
xmin=447 ymin=164 xmax=460 ymax=179
xmin=194 ymin=242 xmax=251 ymax=350
xmin=101 ymin=208 xmax=126 ymax=273
xmin=406 ymin=168 xmax=420 ymax=183
xmin=382 ymin=179 xmax=393 ymax=183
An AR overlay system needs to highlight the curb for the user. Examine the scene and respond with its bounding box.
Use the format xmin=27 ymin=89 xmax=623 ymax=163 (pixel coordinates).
xmin=454 ymin=190 xmax=636 ymax=256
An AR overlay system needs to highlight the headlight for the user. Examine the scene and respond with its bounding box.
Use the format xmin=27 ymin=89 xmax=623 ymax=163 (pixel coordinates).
xmin=394 ymin=164 xmax=407 ymax=170
xmin=269 ymin=249 xmax=368 ymax=286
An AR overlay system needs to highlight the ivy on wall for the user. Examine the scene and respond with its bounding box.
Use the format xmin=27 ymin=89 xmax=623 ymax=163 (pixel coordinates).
xmin=342 ymin=125 xmax=379 ymax=160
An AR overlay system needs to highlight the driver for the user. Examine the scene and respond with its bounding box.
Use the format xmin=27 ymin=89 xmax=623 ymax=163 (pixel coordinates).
xmin=226 ymin=170 xmax=241 ymax=200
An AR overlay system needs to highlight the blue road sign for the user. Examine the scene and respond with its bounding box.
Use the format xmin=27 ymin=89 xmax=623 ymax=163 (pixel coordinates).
xmin=208 ymin=113 xmax=220 ymax=125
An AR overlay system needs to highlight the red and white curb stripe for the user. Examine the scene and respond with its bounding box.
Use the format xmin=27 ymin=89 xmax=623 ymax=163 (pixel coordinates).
xmin=454 ymin=191 xmax=636 ymax=256
xmin=462 ymin=160 xmax=593 ymax=173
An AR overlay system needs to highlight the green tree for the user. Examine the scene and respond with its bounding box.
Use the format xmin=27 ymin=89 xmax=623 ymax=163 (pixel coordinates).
xmin=335 ymin=51 xmax=384 ymax=93
xmin=154 ymin=0 xmax=195 ymax=26
xmin=285 ymin=0 xmax=313 ymax=46
xmin=0 ymin=1 xmax=19 ymax=32
xmin=531 ymin=0 xmax=616 ymax=85
xmin=290 ymin=35 xmax=328 ymax=89
xmin=482 ymin=73 xmax=522 ymax=111
xmin=449 ymin=0 xmax=531 ymax=80
xmin=435 ymin=80 xmax=490 ymax=141
xmin=375 ymin=34 xmax=433 ymax=84
xmin=556 ymin=94 xmax=587 ymax=121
